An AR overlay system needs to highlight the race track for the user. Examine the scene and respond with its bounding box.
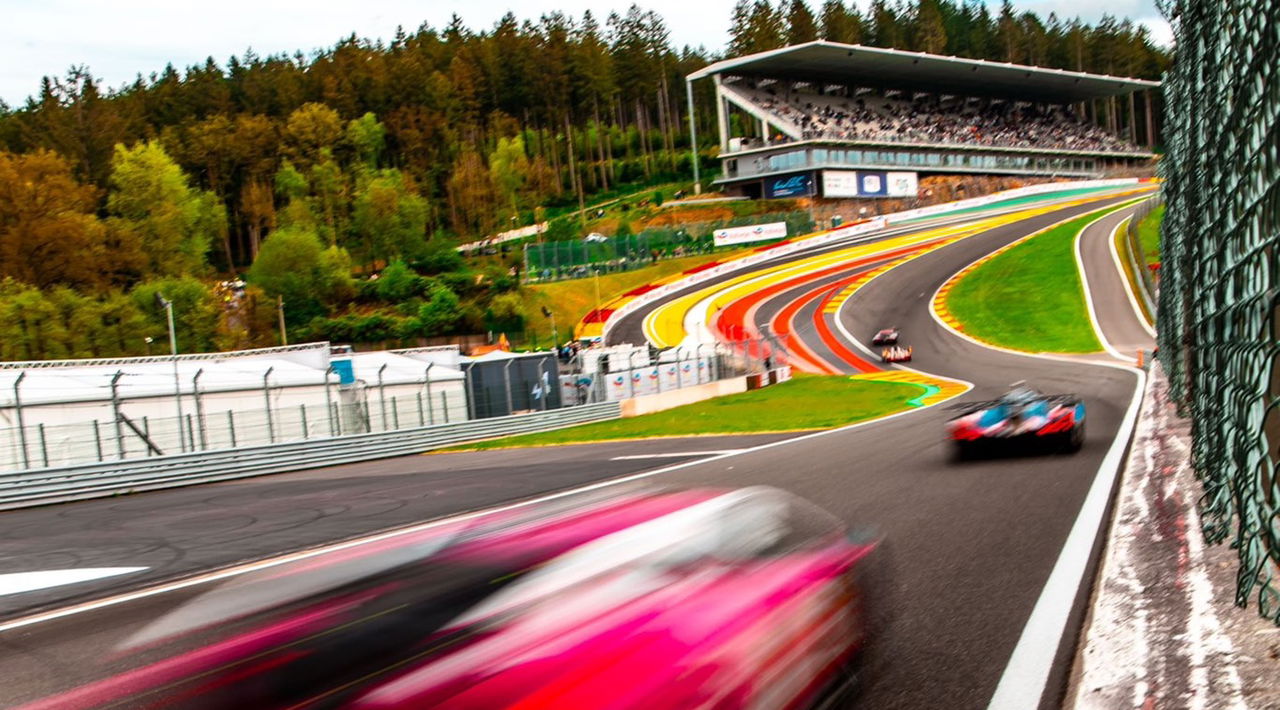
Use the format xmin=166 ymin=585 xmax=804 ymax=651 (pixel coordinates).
xmin=0 ymin=188 xmax=1157 ymax=709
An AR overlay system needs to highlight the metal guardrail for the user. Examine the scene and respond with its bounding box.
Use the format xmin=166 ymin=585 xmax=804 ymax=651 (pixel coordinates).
xmin=0 ymin=401 xmax=621 ymax=511
xmin=1121 ymin=196 xmax=1160 ymax=318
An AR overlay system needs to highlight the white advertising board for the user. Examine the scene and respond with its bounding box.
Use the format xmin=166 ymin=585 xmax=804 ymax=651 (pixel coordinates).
xmin=713 ymin=221 xmax=788 ymax=247
xmin=822 ymin=170 xmax=919 ymax=198
xmin=885 ymin=171 xmax=919 ymax=197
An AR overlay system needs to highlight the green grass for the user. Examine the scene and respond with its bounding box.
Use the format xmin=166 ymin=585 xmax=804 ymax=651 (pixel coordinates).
xmin=946 ymin=210 xmax=1116 ymax=353
xmin=443 ymin=374 xmax=924 ymax=450
xmin=1136 ymin=204 xmax=1163 ymax=268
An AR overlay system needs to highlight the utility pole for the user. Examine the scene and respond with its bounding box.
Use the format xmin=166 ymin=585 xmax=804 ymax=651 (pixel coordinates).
xmin=277 ymin=295 xmax=288 ymax=346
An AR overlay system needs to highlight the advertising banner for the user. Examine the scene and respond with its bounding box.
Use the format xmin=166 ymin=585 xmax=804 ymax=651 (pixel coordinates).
xmin=822 ymin=170 xmax=918 ymax=198
xmin=764 ymin=172 xmax=814 ymax=198
xmin=821 ymin=170 xmax=862 ymax=198
xmin=713 ymin=221 xmax=789 ymax=247
xmin=885 ymin=171 xmax=919 ymax=197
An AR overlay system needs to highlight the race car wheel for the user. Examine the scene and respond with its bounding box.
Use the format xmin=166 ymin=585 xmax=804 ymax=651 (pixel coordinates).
xmin=1064 ymin=421 xmax=1085 ymax=453
xmin=951 ymin=441 xmax=972 ymax=462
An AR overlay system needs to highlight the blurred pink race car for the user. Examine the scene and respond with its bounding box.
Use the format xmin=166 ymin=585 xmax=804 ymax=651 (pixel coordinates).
xmin=23 ymin=487 xmax=884 ymax=710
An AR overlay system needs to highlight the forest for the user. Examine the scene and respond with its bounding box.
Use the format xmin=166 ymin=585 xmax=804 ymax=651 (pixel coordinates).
xmin=0 ymin=1 xmax=1170 ymax=360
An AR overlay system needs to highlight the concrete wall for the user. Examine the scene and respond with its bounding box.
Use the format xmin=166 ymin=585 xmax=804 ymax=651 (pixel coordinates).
xmin=619 ymin=376 xmax=748 ymax=418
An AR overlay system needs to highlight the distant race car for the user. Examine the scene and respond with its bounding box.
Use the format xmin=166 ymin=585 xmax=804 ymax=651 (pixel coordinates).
xmin=881 ymin=345 xmax=913 ymax=363
xmin=946 ymin=383 xmax=1085 ymax=458
xmin=24 ymin=487 xmax=885 ymax=710
xmin=872 ymin=328 xmax=899 ymax=345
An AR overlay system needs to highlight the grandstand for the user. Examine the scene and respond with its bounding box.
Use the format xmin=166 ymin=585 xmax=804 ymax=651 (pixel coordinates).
xmin=686 ymin=41 xmax=1159 ymax=199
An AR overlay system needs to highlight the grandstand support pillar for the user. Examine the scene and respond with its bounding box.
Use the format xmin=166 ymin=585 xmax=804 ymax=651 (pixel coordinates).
xmin=686 ymin=77 xmax=701 ymax=194
xmin=1128 ymin=91 xmax=1137 ymax=143
xmin=713 ymin=74 xmax=729 ymax=154
xmin=760 ymin=117 xmax=768 ymax=144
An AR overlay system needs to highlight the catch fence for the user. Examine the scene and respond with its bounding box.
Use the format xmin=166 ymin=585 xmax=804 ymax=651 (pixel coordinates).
xmin=1156 ymin=0 xmax=1280 ymax=622
xmin=523 ymin=211 xmax=815 ymax=283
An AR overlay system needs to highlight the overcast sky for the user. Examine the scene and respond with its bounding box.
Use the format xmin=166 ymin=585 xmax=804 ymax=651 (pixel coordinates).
xmin=0 ymin=0 xmax=1170 ymax=108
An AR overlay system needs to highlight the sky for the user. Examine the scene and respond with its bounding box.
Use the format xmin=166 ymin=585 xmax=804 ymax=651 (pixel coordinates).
xmin=0 ymin=0 xmax=1171 ymax=108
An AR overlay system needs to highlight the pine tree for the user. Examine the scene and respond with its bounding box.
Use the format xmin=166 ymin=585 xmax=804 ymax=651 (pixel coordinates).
xmin=786 ymin=0 xmax=820 ymax=44
xmin=820 ymin=0 xmax=864 ymax=44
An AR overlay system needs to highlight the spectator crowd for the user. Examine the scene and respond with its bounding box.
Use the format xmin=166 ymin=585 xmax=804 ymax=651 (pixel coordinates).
xmin=738 ymin=85 xmax=1138 ymax=154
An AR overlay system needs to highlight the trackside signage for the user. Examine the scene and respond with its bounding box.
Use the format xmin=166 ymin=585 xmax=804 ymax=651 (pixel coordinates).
xmin=713 ymin=222 xmax=788 ymax=247
xmin=823 ymin=170 xmax=919 ymax=198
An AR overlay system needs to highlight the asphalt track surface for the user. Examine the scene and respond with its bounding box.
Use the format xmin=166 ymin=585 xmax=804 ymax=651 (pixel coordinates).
xmin=0 ymin=190 xmax=1152 ymax=709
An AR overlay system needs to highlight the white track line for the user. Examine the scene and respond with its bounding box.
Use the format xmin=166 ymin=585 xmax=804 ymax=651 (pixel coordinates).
xmin=919 ymin=215 xmax=1149 ymax=710
xmin=0 ymin=568 xmax=148 ymax=597
xmin=1107 ymin=213 xmax=1159 ymax=338
xmin=1074 ymin=208 xmax=1139 ymax=363
xmin=610 ymin=450 xmax=747 ymax=460
xmin=0 ymin=391 xmax=959 ymax=634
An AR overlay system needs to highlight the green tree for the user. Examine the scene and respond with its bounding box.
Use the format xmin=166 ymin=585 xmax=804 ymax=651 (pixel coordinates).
xmin=283 ymin=102 xmax=344 ymax=168
xmin=345 ymin=112 xmax=385 ymax=168
xmin=417 ymin=281 xmax=463 ymax=336
xmin=130 ymin=277 xmax=221 ymax=353
xmin=786 ymin=0 xmax=820 ymax=44
xmin=248 ymin=225 xmax=354 ymax=325
xmin=820 ymin=0 xmax=864 ymax=44
xmin=351 ymin=169 xmax=429 ymax=264
xmin=915 ymin=0 xmax=949 ymax=54
xmin=488 ymin=135 xmax=530 ymax=221
xmin=106 ymin=140 xmax=220 ymax=278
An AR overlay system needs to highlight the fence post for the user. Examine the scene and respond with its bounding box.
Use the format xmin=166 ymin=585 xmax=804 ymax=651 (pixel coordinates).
xmin=503 ymin=359 xmax=514 ymax=415
xmin=424 ymin=363 xmax=434 ymax=425
xmin=391 ymin=396 xmax=400 ymax=430
xmin=93 ymin=419 xmax=103 ymax=462
xmin=417 ymin=392 xmax=425 ymax=426
xmin=377 ymin=363 xmax=389 ymax=431
xmin=675 ymin=347 xmax=683 ymax=389
xmin=110 ymin=370 xmax=126 ymax=460
xmin=324 ymin=365 xmax=336 ymax=436
xmin=186 ymin=414 xmax=196 ymax=450
xmin=192 ymin=368 xmax=208 ymax=450
xmin=263 ymin=366 xmax=275 ymax=443
xmin=301 ymin=404 xmax=309 ymax=439
xmin=227 ymin=410 xmax=237 ymax=448
xmin=442 ymin=391 xmax=450 ymax=423
xmin=37 ymin=423 xmax=48 ymax=468
xmin=12 ymin=372 xmax=29 ymax=470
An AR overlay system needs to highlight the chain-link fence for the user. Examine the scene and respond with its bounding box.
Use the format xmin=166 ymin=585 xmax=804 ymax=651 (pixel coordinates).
xmin=523 ymin=212 xmax=816 ymax=283
xmin=1156 ymin=0 xmax=1280 ymax=622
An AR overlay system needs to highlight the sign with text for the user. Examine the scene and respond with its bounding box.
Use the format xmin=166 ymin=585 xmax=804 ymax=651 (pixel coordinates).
xmin=713 ymin=221 xmax=789 ymax=247
xmin=764 ymin=172 xmax=814 ymax=198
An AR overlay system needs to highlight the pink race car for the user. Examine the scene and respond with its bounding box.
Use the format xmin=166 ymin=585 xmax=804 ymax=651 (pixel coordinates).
xmin=23 ymin=487 xmax=883 ymax=710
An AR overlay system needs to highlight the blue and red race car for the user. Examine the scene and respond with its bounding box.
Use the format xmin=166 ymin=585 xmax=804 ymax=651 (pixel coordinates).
xmin=946 ymin=383 xmax=1085 ymax=458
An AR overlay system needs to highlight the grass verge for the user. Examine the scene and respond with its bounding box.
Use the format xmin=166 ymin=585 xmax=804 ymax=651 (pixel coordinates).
xmin=946 ymin=211 xmax=1111 ymax=353
xmin=1136 ymin=204 xmax=1163 ymax=268
xmin=442 ymin=374 xmax=925 ymax=451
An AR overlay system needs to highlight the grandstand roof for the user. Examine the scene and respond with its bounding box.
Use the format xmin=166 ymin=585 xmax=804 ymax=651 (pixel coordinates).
xmin=688 ymin=41 xmax=1159 ymax=103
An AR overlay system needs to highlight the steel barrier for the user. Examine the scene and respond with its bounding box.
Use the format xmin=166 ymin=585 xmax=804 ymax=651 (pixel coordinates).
xmin=0 ymin=401 xmax=621 ymax=510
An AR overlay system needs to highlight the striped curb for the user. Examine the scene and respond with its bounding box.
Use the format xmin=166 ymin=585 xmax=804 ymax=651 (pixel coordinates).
xmin=849 ymin=370 xmax=969 ymax=406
